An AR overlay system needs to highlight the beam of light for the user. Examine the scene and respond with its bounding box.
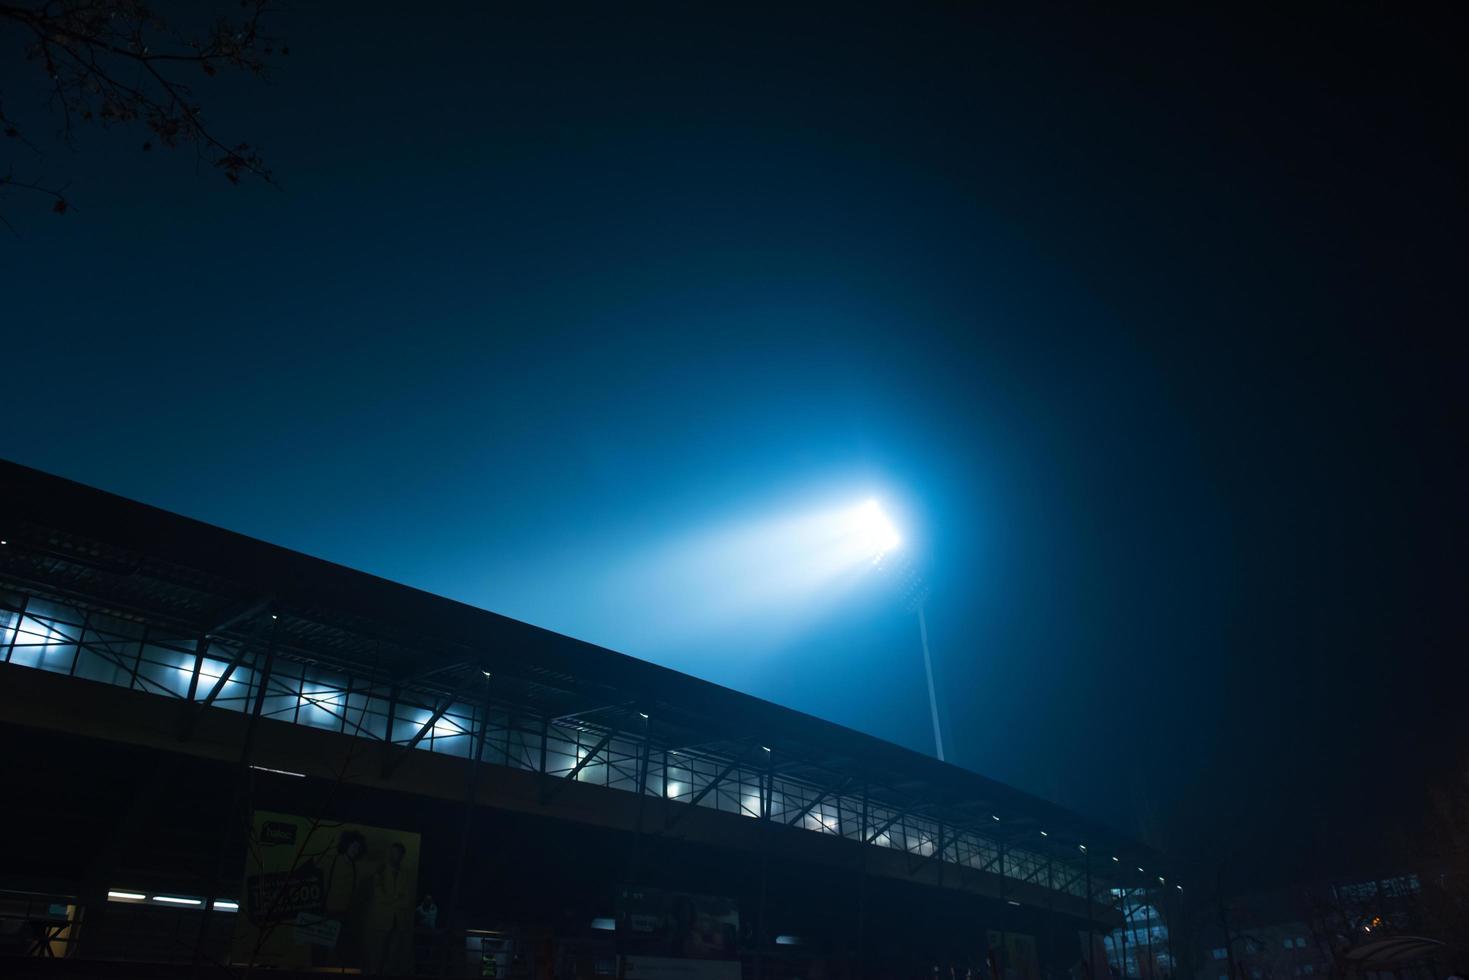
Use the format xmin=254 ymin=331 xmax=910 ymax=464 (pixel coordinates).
xmin=544 ymin=491 xmax=909 ymax=661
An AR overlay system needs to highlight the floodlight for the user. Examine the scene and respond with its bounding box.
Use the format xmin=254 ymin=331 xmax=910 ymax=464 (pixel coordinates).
xmin=852 ymin=499 xmax=901 ymax=557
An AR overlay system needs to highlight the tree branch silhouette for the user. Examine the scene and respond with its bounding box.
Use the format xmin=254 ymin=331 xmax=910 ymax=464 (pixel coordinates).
xmin=1 ymin=0 xmax=284 ymax=223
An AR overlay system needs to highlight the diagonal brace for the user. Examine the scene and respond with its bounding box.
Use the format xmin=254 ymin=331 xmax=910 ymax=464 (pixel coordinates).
xmin=787 ymin=776 xmax=853 ymax=827
xmin=543 ymin=728 xmax=618 ymax=804
xmin=382 ymin=666 xmax=477 ymax=777
xmin=667 ymin=742 xmax=760 ymax=832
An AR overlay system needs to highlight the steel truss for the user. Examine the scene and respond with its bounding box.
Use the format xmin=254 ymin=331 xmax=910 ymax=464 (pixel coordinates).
xmin=0 ymin=505 xmax=1167 ymax=918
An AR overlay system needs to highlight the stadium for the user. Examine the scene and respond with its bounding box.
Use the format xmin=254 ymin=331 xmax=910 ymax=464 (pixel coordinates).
xmin=0 ymin=459 xmax=1172 ymax=979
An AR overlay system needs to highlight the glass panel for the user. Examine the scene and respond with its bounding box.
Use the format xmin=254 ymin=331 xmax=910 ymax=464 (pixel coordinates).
xmin=74 ymin=648 xmax=131 ymax=686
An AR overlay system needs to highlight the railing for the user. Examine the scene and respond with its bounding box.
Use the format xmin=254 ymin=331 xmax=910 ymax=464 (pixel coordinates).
xmin=0 ymin=588 xmax=1109 ymax=909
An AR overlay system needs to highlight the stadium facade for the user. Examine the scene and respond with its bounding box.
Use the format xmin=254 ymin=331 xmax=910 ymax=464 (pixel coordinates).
xmin=0 ymin=460 xmax=1175 ymax=978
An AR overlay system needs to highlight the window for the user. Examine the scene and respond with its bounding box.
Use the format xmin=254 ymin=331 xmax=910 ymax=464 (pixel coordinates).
xmin=1284 ymin=940 xmax=1294 ymax=949
xmin=1213 ymin=949 xmax=1228 ymax=960
xmin=1295 ymin=938 xmax=1309 ymax=949
xmin=1303 ymin=965 xmax=1314 ymax=974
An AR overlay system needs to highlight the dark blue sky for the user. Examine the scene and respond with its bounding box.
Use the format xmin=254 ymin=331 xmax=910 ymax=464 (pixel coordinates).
xmin=3 ymin=4 xmax=1463 ymax=888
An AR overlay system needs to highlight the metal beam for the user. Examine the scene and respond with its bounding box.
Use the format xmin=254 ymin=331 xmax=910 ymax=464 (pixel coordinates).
xmin=543 ymin=728 xmax=618 ymax=804
xmin=185 ymin=596 xmax=271 ymax=703
xmin=183 ymin=635 xmax=211 ymax=703
xmin=551 ymin=701 xmax=634 ymax=727
xmin=382 ymin=666 xmax=478 ymax=777
xmin=865 ymin=808 xmax=910 ymax=845
xmin=786 ymin=776 xmax=853 ymax=827
xmin=393 ymin=659 xmax=473 ymax=689
xmin=667 ymin=741 xmax=759 ymax=831
xmin=203 ymin=596 xmax=274 ymax=637
xmin=179 ymin=612 xmax=271 ymax=740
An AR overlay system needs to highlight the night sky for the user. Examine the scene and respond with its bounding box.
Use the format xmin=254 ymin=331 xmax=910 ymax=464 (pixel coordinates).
xmin=3 ymin=5 xmax=1464 ymax=892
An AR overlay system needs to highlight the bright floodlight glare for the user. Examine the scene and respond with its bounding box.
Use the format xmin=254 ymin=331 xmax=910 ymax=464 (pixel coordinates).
xmin=853 ymin=499 xmax=901 ymax=558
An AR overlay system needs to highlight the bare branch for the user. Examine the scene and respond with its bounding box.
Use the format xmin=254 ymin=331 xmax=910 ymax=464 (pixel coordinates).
xmin=1 ymin=0 xmax=283 ymax=222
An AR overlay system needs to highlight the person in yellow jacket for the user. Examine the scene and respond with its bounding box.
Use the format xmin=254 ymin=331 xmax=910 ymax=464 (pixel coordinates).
xmin=320 ymin=830 xmax=369 ymax=968
xmin=364 ymin=841 xmax=415 ymax=975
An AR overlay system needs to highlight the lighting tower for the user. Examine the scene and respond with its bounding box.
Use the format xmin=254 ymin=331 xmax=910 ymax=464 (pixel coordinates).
xmin=853 ymin=500 xmax=945 ymax=762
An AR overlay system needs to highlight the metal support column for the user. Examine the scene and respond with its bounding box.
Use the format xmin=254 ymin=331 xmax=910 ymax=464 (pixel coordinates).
xmin=537 ymin=716 xmax=550 ymax=802
xmin=1120 ymin=886 xmax=1132 ymax=977
xmin=857 ymin=780 xmax=869 ymax=980
xmin=2 ymin=593 xmax=28 ymax=662
xmin=192 ymin=612 xmax=277 ymax=976
xmin=629 ymin=711 xmax=652 ymax=884
xmin=184 ymin=635 xmax=211 ymax=702
xmin=441 ymin=671 xmax=491 ymax=977
xmin=917 ymin=603 xmax=945 ymax=762
xmin=997 ymin=840 xmax=1009 ymax=980
xmin=1218 ymin=868 xmax=1239 ymax=980
xmin=1085 ymin=848 xmax=1096 ymax=980
xmin=756 ymin=746 xmax=772 ymax=980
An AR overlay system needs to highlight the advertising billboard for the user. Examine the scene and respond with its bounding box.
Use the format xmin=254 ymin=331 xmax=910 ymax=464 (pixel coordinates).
xmin=233 ymin=811 xmax=421 ymax=975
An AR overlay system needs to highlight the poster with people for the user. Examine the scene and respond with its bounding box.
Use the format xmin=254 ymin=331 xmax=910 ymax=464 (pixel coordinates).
xmin=232 ymin=810 xmax=421 ymax=975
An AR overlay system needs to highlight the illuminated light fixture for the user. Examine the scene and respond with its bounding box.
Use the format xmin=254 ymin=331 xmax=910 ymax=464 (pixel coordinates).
xmin=270 ymin=614 xmax=278 ymax=620
xmin=1007 ymin=900 xmax=1021 ymax=907
xmin=1039 ymin=830 xmax=1048 ymax=837
xmin=107 ymin=890 xmax=146 ymax=901
xmin=852 ymin=499 xmax=902 ymax=558
xmin=762 ymin=745 xmax=771 ymax=753
xmin=991 ymin=815 xmax=1000 ymax=822
xmin=1112 ymin=856 xmax=1120 ymax=863
xmin=1158 ymin=876 xmax=1166 ymax=884
xmin=590 ymin=917 xmax=616 ymax=931
xmin=249 ymin=765 xmax=306 ymax=778
xmin=153 ymin=895 xmax=203 ymax=906
xmin=1078 ymin=844 xmax=1087 ymax=853
xmin=666 ymin=783 xmax=682 ymax=798
xmin=481 ymin=669 xmax=492 ymax=677
xmin=1176 ymin=885 xmax=1183 ymax=892
xmin=638 ymin=712 xmax=649 ymax=719
xmin=1137 ymin=867 xmax=1145 ymax=873
xmin=776 ymin=936 xmax=805 ymax=946
xmin=214 ymin=900 xmax=239 ymax=912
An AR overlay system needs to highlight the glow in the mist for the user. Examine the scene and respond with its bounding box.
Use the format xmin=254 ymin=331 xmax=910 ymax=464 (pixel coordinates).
xmin=571 ymin=492 xmax=909 ymax=658
xmin=851 ymin=499 xmax=901 ymax=559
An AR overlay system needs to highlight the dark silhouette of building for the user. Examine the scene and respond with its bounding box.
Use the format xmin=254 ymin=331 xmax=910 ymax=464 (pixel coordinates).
xmin=0 ymin=459 xmax=1172 ymax=978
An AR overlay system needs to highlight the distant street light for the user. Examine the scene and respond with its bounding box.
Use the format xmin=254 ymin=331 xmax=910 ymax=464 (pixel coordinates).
xmin=854 ymin=500 xmax=945 ymax=762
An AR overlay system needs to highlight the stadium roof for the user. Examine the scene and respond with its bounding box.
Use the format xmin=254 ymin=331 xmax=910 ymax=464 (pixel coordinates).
xmin=0 ymin=457 xmax=1167 ymax=888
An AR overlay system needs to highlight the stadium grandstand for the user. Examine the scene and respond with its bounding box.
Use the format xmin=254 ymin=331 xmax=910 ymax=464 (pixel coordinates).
xmin=0 ymin=459 xmax=1175 ymax=979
